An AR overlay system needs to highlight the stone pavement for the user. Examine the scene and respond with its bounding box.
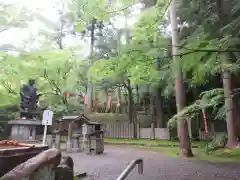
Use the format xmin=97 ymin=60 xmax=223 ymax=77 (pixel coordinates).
xmin=64 ymin=146 xmax=240 ymax=180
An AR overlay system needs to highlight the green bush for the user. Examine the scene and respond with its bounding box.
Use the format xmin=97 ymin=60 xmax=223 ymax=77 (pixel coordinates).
xmin=206 ymin=132 xmax=227 ymax=153
xmin=169 ymin=126 xmax=178 ymax=141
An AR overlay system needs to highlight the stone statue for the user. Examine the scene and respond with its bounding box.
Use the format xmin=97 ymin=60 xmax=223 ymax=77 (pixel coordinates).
xmin=20 ymin=79 xmax=42 ymax=119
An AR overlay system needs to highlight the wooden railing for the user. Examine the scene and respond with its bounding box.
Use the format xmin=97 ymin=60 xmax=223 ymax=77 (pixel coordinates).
xmin=0 ymin=148 xmax=61 ymax=180
xmin=116 ymin=159 xmax=143 ymax=180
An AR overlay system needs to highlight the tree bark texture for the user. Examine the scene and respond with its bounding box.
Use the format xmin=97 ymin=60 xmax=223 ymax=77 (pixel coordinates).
xmin=169 ymin=0 xmax=193 ymax=157
xmin=216 ymin=0 xmax=238 ymax=147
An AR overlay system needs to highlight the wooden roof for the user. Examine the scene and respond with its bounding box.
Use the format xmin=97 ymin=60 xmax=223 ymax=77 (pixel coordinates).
xmin=58 ymin=114 xmax=102 ymax=125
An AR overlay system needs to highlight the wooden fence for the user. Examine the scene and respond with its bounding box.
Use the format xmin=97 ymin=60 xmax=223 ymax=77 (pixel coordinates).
xmin=104 ymin=123 xmax=135 ymax=138
xmin=103 ymin=122 xmax=216 ymax=140
xmin=103 ymin=122 xmax=170 ymax=140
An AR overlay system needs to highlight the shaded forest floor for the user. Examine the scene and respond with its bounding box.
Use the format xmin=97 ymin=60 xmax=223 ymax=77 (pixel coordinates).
xmin=105 ymin=138 xmax=240 ymax=162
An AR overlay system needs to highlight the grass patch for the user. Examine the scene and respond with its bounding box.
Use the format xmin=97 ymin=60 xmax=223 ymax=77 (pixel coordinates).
xmin=104 ymin=138 xmax=240 ymax=162
xmin=104 ymin=138 xmax=204 ymax=148
xmin=138 ymin=146 xmax=240 ymax=162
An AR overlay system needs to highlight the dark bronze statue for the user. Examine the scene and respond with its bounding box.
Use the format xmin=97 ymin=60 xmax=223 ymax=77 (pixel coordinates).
xmin=20 ymin=79 xmax=42 ymax=119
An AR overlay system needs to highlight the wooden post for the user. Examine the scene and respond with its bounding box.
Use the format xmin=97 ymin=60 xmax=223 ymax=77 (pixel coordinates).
xmin=55 ymin=133 xmax=60 ymax=149
xmin=151 ymin=123 xmax=155 ymax=140
xmin=72 ymin=133 xmax=81 ymax=152
xmin=88 ymin=136 xmax=91 ymax=153
xmin=46 ymin=134 xmax=53 ymax=148
xmin=66 ymin=122 xmax=73 ymax=153
xmin=210 ymin=123 xmax=215 ymax=136
xmin=137 ymin=123 xmax=140 ymax=139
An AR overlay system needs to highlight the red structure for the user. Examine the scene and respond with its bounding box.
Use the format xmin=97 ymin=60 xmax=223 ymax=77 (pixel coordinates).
xmin=66 ymin=92 xmax=70 ymax=97
xmin=201 ymin=108 xmax=208 ymax=135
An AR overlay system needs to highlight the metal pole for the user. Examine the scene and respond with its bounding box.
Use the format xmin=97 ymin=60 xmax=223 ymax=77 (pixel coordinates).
xmin=42 ymin=124 xmax=47 ymax=145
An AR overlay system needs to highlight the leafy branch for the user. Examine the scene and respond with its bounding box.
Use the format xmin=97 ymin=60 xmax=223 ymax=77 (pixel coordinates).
xmin=1 ymin=80 xmax=17 ymax=95
xmin=43 ymin=69 xmax=62 ymax=95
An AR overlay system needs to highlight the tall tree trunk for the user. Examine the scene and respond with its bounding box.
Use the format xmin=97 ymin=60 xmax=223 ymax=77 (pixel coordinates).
xmin=222 ymin=55 xmax=238 ymax=147
xmin=136 ymin=84 xmax=140 ymax=103
xmin=116 ymin=27 xmax=122 ymax=114
xmin=169 ymin=0 xmax=193 ymax=157
xmin=126 ymin=79 xmax=137 ymax=138
xmin=216 ymin=0 xmax=238 ymax=147
xmin=92 ymin=85 xmax=96 ymax=112
xmin=116 ymin=88 xmax=121 ymax=113
xmin=150 ymin=95 xmax=155 ymax=124
xmin=86 ymin=18 xmax=95 ymax=113
xmin=104 ymin=88 xmax=108 ymax=112
xmin=132 ymin=105 xmax=138 ymax=139
xmin=127 ymin=80 xmax=133 ymax=123
xmin=123 ymin=88 xmax=128 ymax=113
xmin=156 ymin=86 xmax=165 ymax=128
xmin=105 ymin=91 xmax=112 ymax=113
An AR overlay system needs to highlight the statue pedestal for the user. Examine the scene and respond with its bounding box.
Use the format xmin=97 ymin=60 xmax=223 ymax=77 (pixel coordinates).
xmin=8 ymin=119 xmax=42 ymax=142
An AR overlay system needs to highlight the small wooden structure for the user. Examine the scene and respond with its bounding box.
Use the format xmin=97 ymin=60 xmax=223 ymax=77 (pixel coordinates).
xmin=56 ymin=115 xmax=85 ymax=134
xmin=54 ymin=114 xmax=104 ymax=154
xmin=82 ymin=121 xmax=104 ymax=154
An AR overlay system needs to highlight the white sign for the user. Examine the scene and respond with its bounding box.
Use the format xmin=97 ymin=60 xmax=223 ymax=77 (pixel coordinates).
xmin=42 ymin=110 xmax=53 ymax=145
xmin=42 ymin=110 xmax=53 ymax=126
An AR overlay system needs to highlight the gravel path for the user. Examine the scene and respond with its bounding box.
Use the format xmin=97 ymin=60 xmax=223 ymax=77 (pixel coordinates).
xmin=64 ymin=146 xmax=240 ymax=180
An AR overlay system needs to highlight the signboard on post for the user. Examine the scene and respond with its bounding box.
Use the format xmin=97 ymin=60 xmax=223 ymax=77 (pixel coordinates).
xmin=42 ymin=110 xmax=53 ymax=126
xmin=42 ymin=110 xmax=53 ymax=145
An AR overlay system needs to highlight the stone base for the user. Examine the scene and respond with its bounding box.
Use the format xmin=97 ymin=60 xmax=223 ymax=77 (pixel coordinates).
xmin=66 ymin=142 xmax=72 ymax=153
xmin=8 ymin=119 xmax=41 ymax=142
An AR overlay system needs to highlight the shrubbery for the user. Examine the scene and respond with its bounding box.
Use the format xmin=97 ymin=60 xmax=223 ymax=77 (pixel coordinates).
xmin=205 ymin=132 xmax=228 ymax=153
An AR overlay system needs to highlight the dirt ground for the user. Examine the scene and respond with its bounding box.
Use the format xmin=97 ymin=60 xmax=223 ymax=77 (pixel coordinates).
xmin=64 ymin=146 xmax=240 ymax=180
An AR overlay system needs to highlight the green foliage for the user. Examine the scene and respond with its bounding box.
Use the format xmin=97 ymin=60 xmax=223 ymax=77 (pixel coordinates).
xmin=206 ymin=133 xmax=228 ymax=154
xmin=70 ymin=0 xmax=138 ymax=33
xmin=89 ymin=1 xmax=172 ymax=93
xmin=0 ymin=49 xmax=87 ymax=116
xmin=168 ymin=88 xmax=225 ymax=128
xmin=1 ymin=0 xmax=240 ymax=134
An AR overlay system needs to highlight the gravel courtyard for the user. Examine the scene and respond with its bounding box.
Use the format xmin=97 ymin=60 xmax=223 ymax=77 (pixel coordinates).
xmin=65 ymin=146 xmax=240 ymax=180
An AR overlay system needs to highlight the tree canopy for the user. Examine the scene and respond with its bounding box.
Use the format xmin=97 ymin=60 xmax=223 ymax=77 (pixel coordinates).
xmin=1 ymin=0 xmax=240 ymax=152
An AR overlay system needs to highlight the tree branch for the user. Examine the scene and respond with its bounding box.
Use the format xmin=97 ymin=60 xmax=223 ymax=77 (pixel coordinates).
xmin=1 ymin=81 xmax=17 ymax=95
xmin=43 ymin=69 xmax=62 ymax=95
xmin=106 ymin=4 xmax=135 ymax=14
